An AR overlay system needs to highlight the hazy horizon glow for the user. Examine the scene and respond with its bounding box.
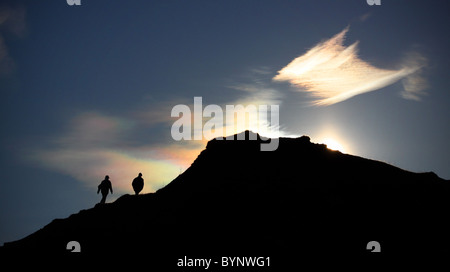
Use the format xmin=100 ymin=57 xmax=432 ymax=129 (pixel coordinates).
xmin=26 ymin=111 xmax=201 ymax=194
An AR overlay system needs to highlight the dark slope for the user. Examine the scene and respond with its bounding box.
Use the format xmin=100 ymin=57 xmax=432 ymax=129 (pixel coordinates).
xmin=2 ymin=131 xmax=449 ymax=261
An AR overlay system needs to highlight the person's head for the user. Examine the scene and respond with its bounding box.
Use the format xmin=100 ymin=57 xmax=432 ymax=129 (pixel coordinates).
xmin=105 ymin=175 xmax=109 ymax=180
xmin=138 ymin=173 xmax=142 ymax=177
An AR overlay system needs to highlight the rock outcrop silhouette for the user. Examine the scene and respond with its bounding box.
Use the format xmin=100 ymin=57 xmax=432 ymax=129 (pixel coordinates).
xmin=1 ymin=131 xmax=449 ymax=263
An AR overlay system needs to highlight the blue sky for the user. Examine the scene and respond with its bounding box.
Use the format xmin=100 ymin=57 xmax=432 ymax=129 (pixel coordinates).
xmin=0 ymin=0 xmax=449 ymax=244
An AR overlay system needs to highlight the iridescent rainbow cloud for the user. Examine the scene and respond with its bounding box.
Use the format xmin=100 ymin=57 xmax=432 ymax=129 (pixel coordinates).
xmin=273 ymin=27 xmax=427 ymax=105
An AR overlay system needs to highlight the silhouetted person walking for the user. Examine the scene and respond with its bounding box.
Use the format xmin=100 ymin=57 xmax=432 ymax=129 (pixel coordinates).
xmin=132 ymin=173 xmax=144 ymax=195
xmin=98 ymin=175 xmax=113 ymax=204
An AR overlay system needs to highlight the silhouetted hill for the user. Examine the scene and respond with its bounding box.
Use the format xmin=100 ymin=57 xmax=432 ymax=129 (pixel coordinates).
xmin=1 ymin=131 xmax=449 ymax=264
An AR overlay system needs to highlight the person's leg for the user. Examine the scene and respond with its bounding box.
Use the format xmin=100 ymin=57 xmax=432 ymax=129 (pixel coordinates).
xmin=100 ymin=193 xmax=107 ymax=204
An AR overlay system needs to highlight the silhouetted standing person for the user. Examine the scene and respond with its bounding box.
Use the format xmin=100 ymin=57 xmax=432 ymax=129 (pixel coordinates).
xmin=132 ymin=173 xmax=144 ymax=195
xmin=98 ymin=175 xmax=113 ymax=204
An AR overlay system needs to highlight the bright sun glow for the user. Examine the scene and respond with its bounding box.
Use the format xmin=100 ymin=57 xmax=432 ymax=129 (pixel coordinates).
xmin=322 ymin=138 xmax=345 ymax=152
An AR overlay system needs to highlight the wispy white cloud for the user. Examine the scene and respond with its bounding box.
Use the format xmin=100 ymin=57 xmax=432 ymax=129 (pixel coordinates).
xmin=401 ymin=75 xmax=428 ymax=101
xmin=400 ymin=51 xmax=428 ymax=101
xmin=273 ymin=27 xmax=428 ymax=105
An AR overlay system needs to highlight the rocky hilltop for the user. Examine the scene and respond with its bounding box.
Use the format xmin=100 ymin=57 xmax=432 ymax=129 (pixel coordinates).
xmin=2 ymin=131 xmax=449 ymax=263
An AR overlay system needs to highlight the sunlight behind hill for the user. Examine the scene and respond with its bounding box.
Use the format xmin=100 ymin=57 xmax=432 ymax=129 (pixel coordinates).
xmin=322 ymin=138 xmax=346 ymax=152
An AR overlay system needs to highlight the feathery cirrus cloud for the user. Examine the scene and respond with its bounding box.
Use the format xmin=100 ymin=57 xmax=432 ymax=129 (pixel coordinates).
xmin=273 ymin=27 xmax=428 ymax=105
